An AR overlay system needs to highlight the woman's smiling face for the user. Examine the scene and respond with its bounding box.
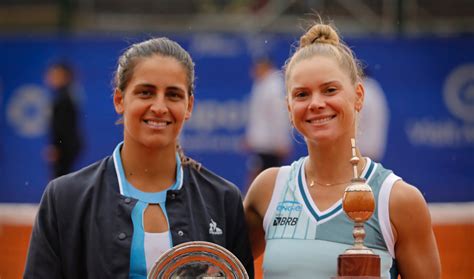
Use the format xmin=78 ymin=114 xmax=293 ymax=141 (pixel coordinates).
xmin=114 ymin=55 xmax=194 ymax=150
xmin=287 ymin=55 xmax=363 ymax=145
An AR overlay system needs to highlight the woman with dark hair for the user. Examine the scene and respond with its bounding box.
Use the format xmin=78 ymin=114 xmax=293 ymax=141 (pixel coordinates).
xmin=25 ymin=37 xmax=254 ymax=278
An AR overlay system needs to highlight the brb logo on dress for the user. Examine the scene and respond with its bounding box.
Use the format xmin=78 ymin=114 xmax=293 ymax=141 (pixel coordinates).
xmin=273 ymin=217 xmax=299 ymax=226
xmin=273 ymin=201 xmax=301 ymax=226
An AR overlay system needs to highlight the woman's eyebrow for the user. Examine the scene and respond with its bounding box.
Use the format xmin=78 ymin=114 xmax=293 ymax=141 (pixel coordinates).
xmin=135 ymin=83 xmax=157 ymax=89
xmin=320 ymin=80 xmax=341 ymax=87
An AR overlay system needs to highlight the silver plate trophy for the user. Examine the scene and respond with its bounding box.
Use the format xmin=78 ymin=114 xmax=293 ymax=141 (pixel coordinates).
xmin=147 ymin=241 xmax=249 ymax=279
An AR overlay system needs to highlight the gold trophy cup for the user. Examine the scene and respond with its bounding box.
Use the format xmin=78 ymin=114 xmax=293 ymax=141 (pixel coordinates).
xmin=336 ymin=139 xmax=381 ymax=278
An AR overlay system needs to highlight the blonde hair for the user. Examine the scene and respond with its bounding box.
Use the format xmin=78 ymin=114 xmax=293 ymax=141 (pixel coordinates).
xmin=284 ymin=22 xmax=363 ymax=86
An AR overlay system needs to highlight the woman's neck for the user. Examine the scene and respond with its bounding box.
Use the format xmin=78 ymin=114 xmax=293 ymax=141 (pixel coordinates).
xmin=121 ymin=140 xmax=178 ymax=192
xmin=306 ymin=136 xmax=365 ymax=185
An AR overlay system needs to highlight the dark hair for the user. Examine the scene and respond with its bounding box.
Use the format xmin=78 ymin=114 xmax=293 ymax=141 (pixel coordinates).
xmin=114 ymin=37 xmax=199 ymax=168
xmin=113 ymin=37 xmax=195 ymax=96
xmin=49 ymin=61 xmax=74 ymax=81
xmin=284 ymin=22 xmax=363 ymax=87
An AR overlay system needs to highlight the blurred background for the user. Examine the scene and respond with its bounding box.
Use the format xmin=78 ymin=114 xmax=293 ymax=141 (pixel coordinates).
xmin=0 ymin=0 xmax=473 ymax=278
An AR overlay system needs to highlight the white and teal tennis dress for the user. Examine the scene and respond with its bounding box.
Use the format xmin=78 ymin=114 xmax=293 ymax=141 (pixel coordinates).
xmin=262 ymin=157 xmax=401 ymax=278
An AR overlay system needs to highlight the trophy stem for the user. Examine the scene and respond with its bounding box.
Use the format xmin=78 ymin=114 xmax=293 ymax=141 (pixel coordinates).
xmin=350 ymin=138 xmax=359 ymax=178
xmin=335 ymin=136 xmax=380 ymax=278
xmin=353 ymin=222 xmax=366 ymax=250
xmin=343 ymin=221 xmax=373 ymax=255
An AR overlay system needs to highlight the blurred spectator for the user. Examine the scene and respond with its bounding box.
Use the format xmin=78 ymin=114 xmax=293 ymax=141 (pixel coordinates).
xmin=44 ymin=61 xmax=83 ymax=178
xmin=357 ymin=70 xmax=390 ymax=162
xmin=244 ymin=57 xmax=292 ymax=190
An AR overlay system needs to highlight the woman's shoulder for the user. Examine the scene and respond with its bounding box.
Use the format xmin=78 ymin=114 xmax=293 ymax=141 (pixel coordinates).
xmin=389 ymin=180 xmax=431 ymax=237
xmin=248 ymin=158 xmax=302 ymax=196
xmin=390 ymin=180 xmax=427 ymax=209
xmin=244 ymin=167 xmax=284 ymax=213
xmin=252 ymin=167 xmax=281 ymax=190
xmin=46 ymin=156 xmax=113 ymax=197
xmin=37 ymin=156 xmax=120 ymax=231
xmin=373 ymin=160 xmax=425 ymax=216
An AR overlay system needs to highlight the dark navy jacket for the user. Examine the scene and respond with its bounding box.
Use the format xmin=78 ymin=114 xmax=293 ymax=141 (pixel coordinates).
xmin=24 ymin=156 xmax=254 ymax=278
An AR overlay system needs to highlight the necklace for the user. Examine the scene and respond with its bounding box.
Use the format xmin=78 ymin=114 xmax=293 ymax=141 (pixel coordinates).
xmin=307 ymin=158 xmax=367 ymax=188
xmin=309 ymin=180 xmax=349 ymax=187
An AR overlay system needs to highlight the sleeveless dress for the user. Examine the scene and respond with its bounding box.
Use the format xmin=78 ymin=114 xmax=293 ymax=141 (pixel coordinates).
xmin=262 ymin=157 xmax=401 ymax=278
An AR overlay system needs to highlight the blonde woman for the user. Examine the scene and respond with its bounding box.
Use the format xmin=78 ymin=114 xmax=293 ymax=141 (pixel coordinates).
xmin=244 ymin=22 xmax=440 ymax=278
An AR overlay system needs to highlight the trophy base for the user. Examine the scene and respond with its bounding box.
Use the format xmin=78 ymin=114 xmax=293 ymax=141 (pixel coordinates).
xmin=336 ymin=253 xmax=381 ymax=278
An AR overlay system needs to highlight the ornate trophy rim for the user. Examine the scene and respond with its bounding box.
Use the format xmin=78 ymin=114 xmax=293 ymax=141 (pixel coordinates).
xmin=148 ymin=241 xmax=249 ymax=279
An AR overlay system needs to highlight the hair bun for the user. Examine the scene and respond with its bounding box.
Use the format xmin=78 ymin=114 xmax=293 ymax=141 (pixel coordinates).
xmin=299 ymin=24 xmax=340 ymax=48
